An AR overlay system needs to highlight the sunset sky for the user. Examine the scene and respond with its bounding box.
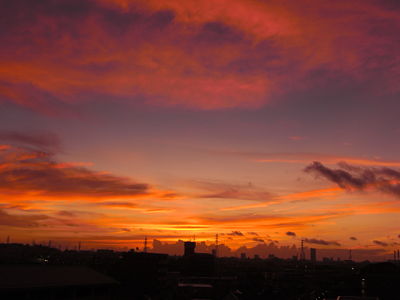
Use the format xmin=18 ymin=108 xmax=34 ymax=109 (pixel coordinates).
xmin=1 ymin=0 xmax=400 ymax=260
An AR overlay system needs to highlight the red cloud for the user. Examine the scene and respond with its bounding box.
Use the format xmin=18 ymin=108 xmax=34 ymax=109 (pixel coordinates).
xmin=0 ymin=0 xmax=399 ymax=112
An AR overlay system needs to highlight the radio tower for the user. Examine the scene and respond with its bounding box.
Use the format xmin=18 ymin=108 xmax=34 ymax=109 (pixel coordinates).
xmin=144 ymin=236 xmax=148 ymax=253
xmin=349 ymin=249 xmax=352 ymax=261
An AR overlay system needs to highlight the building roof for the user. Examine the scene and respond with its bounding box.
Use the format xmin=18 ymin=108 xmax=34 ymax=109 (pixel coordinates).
xmin=0 ymin=265 xmax=118 ymax=290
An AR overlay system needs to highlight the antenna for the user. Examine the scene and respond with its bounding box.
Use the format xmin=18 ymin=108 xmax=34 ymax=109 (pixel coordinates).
xmin=144 ymin=236 xmax=148 ymax=253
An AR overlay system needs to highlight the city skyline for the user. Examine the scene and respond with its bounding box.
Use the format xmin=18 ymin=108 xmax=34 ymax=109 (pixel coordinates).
xmin=1 ymin=0 xmax=400 ymax=260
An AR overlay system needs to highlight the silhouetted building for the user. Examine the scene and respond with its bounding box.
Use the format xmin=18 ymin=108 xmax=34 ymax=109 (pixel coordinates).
xmin=310 ymin=248 xmax=317 ymax=263
xmin=184 ymin=241 xmax=196 ymax=257
xmin=240 ymin=252 xmax=246 ymax=259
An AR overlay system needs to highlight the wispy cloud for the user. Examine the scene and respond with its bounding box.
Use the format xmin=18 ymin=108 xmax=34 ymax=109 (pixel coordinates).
xmin=256 ymin=153 xmax=400 ymax=167
xmin=0 ymin=209 xmax=49 ymax=228
xmin=0 ymin=131 xmax=61 ymax=152
xmin=373 ymin=240 xmax=388 ymax=247
xmin=193 ymin=180 xmax=273 ymax=202
xmin=220 ymin=187 xmax=341 ymax=211
xmin=0 ymin=134 xmax=177 ymax=201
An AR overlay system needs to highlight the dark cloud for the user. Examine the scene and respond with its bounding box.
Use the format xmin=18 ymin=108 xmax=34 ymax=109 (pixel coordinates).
xmin=350 ymin=236 xmax=358 ymax=241
xmin=305 ymin=161 xmax=400 ymax=197
xmin=252 ymin=238 xmax=265 ymax=243
xmin=286 ymin=231 xmax=296 ymax=237
xmin=304 ymin=238 xmax=341 ymax=246
xmin=197 ymin=21 xmax=244 ymax=44
xmin=247 ymin=232 xmax=259 ymax=236
xmin=228 ymin=231 xmax=244 ymax=237
xmin=373 ymin=240 xmax=388 ymax=247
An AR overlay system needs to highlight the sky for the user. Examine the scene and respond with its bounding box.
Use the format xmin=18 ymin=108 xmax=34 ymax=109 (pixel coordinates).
xmin=1 ymin=0 xmax=400 ymax=260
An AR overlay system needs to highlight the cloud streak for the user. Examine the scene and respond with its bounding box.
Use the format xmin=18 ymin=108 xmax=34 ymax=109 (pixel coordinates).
xmin=0 ymin=131 xmax=61 ymax=152
xmin=304 ymin=238 xmax=341 ymax=247
xmin=373 ymin=240 xmax=388 ymax=247
xmin=0 ymin=138 xmax=175 ymax=200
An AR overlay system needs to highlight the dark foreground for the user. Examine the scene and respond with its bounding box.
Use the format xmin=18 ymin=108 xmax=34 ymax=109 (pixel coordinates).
xmin=0 ymin=243 xmax=397 ymax=299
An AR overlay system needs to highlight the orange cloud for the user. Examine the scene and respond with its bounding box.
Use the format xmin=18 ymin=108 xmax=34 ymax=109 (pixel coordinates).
xmin=0 ymin=136 xmax=176 ymax=202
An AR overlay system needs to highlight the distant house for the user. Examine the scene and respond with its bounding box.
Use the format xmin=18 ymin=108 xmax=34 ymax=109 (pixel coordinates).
xmin=0 ymin=265 xmax=118 ymax=299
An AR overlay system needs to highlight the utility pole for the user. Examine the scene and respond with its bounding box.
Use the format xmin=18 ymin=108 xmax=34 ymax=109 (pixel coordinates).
xmin=215 ymin=234 xmax=219 ymax=257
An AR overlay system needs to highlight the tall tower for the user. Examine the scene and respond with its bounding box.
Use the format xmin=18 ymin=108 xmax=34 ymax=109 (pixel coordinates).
xmin=6 ymin=236 xmax=10 ymax=244
xmin=300 ymin=239 xmax=305 ymax=261
xmin=78 ymin=241 xmax=81 ymax=251
xmin=144 ymin=236 xmax=148 ymax=253
xmin=349 ymin=249 xmax=352 ymax=261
